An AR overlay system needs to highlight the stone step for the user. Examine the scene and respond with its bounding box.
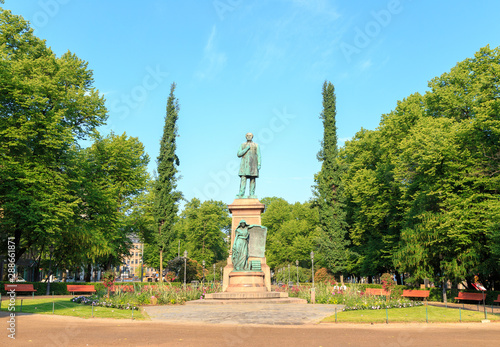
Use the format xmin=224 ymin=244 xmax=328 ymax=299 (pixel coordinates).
xmin=186 ymin=297 xmax=308 ymax=305
xmin=205 ymin=292 xmax=284 ymax=300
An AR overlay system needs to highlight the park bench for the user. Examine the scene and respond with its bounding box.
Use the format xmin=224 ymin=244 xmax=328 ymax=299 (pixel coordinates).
xmin=454 ymin=292 xmax=484 ymax=303
xmin=67 ymin=284 xmax=96 ymax=295
xmin=454 ymin=291 xmax=485 ymax=310
xmin=494 ymin=294 xmax=500 ymax=305
xmin=4 ymin=283 xmax=37 ymax=297
xmin=401 ymin=289 xmax=430 ymax=301
xmin=365 ymin=288 xmax=390 ymax=296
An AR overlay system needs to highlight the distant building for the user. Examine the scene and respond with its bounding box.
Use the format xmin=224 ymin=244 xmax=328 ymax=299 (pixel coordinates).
xmin=119 ymin=235 xmax=155 ymax=281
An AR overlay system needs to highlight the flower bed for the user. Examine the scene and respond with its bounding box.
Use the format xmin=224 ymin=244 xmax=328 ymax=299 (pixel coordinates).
xmin=71 ymin=282 xmax=222 ymax=309
xmin=275 ymin=282 xmax=424 ymax=311
xmin=71 ymin=295 xmax=139 ymax=311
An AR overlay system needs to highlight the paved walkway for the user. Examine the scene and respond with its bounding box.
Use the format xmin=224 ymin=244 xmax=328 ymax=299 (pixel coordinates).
xmin=144 ymin=303 xmax=344 ymax=325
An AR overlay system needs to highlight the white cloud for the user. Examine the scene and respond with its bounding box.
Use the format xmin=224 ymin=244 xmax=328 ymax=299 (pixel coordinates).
xmin=195 ymin=25 xmax=227 ymax=80
xmin=290 ymin=0 xmax=341 ymax=20
xmin=360 ymin=59 xmax=373 ymax=71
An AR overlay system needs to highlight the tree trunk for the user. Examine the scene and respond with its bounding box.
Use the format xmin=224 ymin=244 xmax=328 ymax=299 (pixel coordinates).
xmin=33 ymin=258 xmax=41 ymax=282
xmin=85 ymin=263 xmax=92 ymax=282
xmin=159 ymin=224 xmax=163 ymax=282
xmin=442 ymin=280 xmax=447 ymax=304
xmin=159 ymin=249 xmax=163 ymax=282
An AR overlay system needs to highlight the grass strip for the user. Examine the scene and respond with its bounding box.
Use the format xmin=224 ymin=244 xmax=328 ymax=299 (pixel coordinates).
xmin=1 ymin=298 xmax=146 ymax=320
xmin=322 ymin=305 xmax=500 ymax=323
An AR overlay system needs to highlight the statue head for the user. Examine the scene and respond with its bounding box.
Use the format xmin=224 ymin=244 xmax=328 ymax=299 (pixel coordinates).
xmin=239 ymin=219 xmax=248 ymax=227
xmin=245 ymin=133 xmax=253 ymax=141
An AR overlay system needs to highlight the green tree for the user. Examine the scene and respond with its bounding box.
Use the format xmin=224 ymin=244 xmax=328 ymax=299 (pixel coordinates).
xmin=313 ymin=81 xmax=351 ymax=274
xmin=0 ymin=9 xmax=107 ymax=263
xmin=261 ymin=197 xmax=320 ymax=270
xmin=80 ymin=132 xmax=150 ymax=272
xmin=175 ymin=198 xmax=230 ymax=264
xmin=154 ymin=83 xmax=182 ymax=278
xmin=340 ymin=94 xmax=426 ymax=282
xmin=393 ymin=46 xmax=500 ymax=288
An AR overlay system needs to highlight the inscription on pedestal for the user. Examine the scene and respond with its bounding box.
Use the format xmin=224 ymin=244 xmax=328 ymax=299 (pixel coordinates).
xmin=248 ymin=226 xmax=267 ymax=258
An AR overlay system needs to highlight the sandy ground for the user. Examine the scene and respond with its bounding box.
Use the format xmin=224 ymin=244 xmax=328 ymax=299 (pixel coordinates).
xmin=2 ymin=310 xmax=500 ymax=347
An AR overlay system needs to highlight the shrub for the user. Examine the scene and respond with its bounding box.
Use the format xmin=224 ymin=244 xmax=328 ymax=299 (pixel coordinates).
xmin=314 ymin=268 xmax=335 ymax=283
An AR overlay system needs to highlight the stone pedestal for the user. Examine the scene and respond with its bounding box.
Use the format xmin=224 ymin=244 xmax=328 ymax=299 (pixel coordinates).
xmin=226 ymin=271 xmax=266 ymax=292
xmin=228 ymin=198 xmax=265 ymax=247
xmin=222 ymin=198 xmax=272 ymax=292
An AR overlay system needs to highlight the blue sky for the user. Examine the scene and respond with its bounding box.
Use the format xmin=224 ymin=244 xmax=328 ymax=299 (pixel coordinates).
xmin=4 ymin=0 xmax=500 ymax=205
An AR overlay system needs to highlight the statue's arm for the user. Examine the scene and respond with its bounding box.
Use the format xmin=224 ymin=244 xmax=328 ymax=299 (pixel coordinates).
xmin=237 ymin=144 xmax=250 ymax=157
xmin=257 ymin=144 xmax=261 ymax=170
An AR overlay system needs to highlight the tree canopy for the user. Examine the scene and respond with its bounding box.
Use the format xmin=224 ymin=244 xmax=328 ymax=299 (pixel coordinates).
xmin=340 ymin=45 xmax=500 ymax=288
xmin=0 ymin=8 xmax=107 ymax=264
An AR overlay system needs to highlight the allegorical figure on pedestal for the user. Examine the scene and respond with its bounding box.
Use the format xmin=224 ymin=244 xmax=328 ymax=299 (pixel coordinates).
xmin=236 ymin=132 xmax=261 ymax=198
xmin=232 ymin=220 xmax=251 ymax=271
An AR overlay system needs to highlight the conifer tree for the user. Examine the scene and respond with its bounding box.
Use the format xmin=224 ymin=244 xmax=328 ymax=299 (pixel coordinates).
xmin=313 ymin=81 xmax=351 ymax=274
xmin=154 ymin=83 xmax=182 ymax=279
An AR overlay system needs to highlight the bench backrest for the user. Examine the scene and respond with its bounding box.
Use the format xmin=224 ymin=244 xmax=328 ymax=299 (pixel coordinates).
xmin=67 ymin=285 xmax=95 ymax=291
xmin=4 ymin=284 xmax=36 ymax=291
xmin=402 ymin=289 xmax=430 ymax=297
xmin=456 ymin=292 xmax=484 ymax=300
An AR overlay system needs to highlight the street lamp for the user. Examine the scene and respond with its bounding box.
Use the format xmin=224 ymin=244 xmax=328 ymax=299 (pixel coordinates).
xmin=183 ymin=250 xmax=187 ymax=290
xmin=212 ymin=263 xmax=216 ymax=286
xmin=140 ymin=243 xmax=144 ymax=282
xmin=202 ymin=260 xmax=206 ymax=287
xmin=296 ymin=260 xmax=299 ymax=286
xmin=310 ymin=251 xmax=315 ymax=289
xmin=46 ymin=244 xmax=55 ymax=295
xmin=288 ymin=264 xmax=291 ymax=285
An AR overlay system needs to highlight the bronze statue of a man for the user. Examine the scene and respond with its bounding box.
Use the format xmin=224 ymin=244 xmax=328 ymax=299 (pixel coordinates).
xmin=236 ymin=132 xmax=261 ymax=198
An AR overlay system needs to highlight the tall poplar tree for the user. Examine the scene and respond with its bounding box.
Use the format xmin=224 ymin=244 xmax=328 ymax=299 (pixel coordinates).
xmin=154 ymin=83 xmax=182 ymax=279
xmin=313 ymin=81 xmax=351 ymax=274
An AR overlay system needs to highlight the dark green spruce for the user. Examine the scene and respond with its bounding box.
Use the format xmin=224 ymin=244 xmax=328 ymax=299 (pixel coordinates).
xmin=154 ymin=83 xmax=182 ymax=278
xmin=314 ymin=81 xmax=351 ymax=275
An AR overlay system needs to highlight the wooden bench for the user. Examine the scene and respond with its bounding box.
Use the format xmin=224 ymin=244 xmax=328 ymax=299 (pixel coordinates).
xmin=365 ymin=288 xmax=390 ymax=296
xmin=454 ymin=291 xmax=485 ymax=310
xmin=4 ymin=283 xmax=37 ymax=297
xmin=401 ymin=289 xmax=430 ymax=301
xmin=67 ymin=284 xmax=96 ymax=295
xmin=454 ymin=292 xmax=484 ymax=303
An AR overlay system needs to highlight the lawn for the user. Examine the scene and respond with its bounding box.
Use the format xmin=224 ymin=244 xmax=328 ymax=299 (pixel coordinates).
xmin=0 ymin=298 xmax=147 ymax=320
xmin=322 ymin=305 xmax=500 ymax=323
